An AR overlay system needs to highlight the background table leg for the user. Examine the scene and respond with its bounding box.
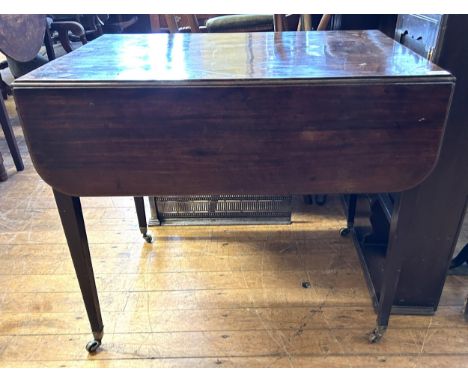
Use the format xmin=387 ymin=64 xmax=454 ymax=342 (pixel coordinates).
xmin=53 ymin=189 xmax=104 ymax=352
xmin=0 ymin=151 xmax=7 ymax=181
xmin=0 ymin=96 xmax=24 ymax=171
xmin=340 ymin=194 xmax=357 ymax=237
xmin=134 ymin=196 xmax=153 ymax=243
xmin=370 ymin=187 xmax=420 ymax=343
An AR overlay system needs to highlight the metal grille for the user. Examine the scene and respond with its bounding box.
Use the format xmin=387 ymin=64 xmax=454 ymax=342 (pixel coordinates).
xmin=149 ymin=195 xmax=292 ymax=226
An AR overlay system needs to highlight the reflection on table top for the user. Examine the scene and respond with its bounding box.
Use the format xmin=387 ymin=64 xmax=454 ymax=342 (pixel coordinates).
xmin=15 ymin=30 xmax=451 ymax=87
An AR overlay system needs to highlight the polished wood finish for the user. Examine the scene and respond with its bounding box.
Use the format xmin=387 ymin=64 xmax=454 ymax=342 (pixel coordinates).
xmin=15 ymin=31 xmax=448 ymax=83
xmin=133 ymin=196 xmax=151 ymax=242
xmin=349 ymin=15 xmax=468 ymax=314
xmin=392 ymin=15 xmax=468 ymax=311
xmin=53 ymin=190 xmax=103 ymax=339
xmin=15 ymin=82 xmax=452 ymax=197
xmin=375 ymin=187 xmax=420 ymax=328
xmin=11 ymin=31 xmax=454 ymax=350
xmin=14 ymin=31 xmax=453 ymax=197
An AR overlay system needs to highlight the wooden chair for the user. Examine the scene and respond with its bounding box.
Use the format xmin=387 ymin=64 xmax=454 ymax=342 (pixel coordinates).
xmin=0 ymin=15 xmax=89 ymax=178
xmin=151 ymin=14 xmax=331 ymax=34
xmin=274 ymin=14 xmax=332 ymax=31
xmin=0 ymin=14 xmax=44 ymax=177
xmin=156 ymin=15 xmax=287 ymax=33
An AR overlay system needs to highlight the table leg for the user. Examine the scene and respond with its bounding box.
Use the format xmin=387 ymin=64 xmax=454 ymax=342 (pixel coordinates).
xmin=0 ymin=96 xmax=24 ymax=172
xmin=464 ymin=295 xmax=468 ymax=320
xmin=340 ymin=194 xmax=357 ymax=237
xmin=134 ymin=196 xmax=153 ymax=243
xmin=53 ymin=189 xmax=104 ymax=353
xmin=0 ymin=151 xmax=8 ymax=181
xmin=369 ymin=187 xmax=420 ymax=343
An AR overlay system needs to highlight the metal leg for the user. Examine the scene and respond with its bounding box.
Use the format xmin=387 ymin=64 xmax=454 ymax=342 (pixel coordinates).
xmin=0 ymin=96 xmax=24 ymax=171
xmin=369 ymin=187 xmax=419 ymax=343
xmin=53 ymin=189 xmax=104 ymax=353
xmin=134 ymin=196 xmax=152 ymax=243
xmin=340 ymin=194 xmax=357 ymax=237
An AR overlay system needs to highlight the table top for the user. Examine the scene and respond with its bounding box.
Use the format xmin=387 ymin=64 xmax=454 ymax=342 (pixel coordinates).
xmin=15 ymin=30 xmax=451 ymax=87
xmin=14 ymin=30 xmax=454 ymax=197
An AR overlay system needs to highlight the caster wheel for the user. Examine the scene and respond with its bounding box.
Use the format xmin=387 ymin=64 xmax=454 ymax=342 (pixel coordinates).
xmin=143 ymin=234 xmax=153 ymax=243
xmin=86 ymin=339 xmax=101 ymax=353
xmin=339 ymin=227 xmax=350 ymax=237
xmin=368 ymin=328 xmax=385 ymax=344
xmin=314 ymin=195 xmax=327 ymax=206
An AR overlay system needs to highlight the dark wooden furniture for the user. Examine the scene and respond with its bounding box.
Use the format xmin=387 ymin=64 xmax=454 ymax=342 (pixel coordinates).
xmin=1 ymin=14 xmax=90 ymax=79
xmin=0 ymin=14 xmax=89 ymax=176
xmin=0 ymin=151 xmax=7 ymax=181
xmin=0 ymin=96 xmax=23 ymax=172
xmin=343 ymin=15 xmax=468 ymax=315
xmin=13 ymin=31 xmax=454 ymax=352
xmin=0 ymin=14 xmax=44 ymax=173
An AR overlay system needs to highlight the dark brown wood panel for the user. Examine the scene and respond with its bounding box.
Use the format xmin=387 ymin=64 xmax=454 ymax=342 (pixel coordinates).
xmin=15 ymin=82 xmax=453 ymax=197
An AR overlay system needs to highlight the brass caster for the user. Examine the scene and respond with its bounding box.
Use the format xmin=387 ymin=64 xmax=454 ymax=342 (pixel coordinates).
xmin=339 ymin=227 xmax=351 ymax=237
xmin=85 ymin=339 xmax=101 ymax=353
xmin=368 ymin=326 xmax=386 ymax=343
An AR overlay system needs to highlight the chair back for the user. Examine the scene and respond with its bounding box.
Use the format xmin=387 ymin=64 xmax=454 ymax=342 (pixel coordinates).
xmin=0 ymin=15 xmax=46 ymax=62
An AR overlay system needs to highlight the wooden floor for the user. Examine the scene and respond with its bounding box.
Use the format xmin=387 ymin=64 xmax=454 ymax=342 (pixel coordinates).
xmin=1 ymin=95 xmax=468 ymax=368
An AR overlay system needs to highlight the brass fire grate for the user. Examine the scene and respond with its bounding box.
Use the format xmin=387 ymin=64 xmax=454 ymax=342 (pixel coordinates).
xmin=148 ymin=195 xmax=292 ymax=226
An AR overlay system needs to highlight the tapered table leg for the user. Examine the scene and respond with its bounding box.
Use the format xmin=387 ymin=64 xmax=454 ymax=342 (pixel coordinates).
xmin=134 ymin=196 xmax=152 ymax=243
xmin=0 ymin=96 xmax=23 ymax=171
xmin=369 ymin=187 xmax=420 ymax=343
xmin=340 ymin=194 xmax=357 ymax=237
xmin=53 ymin=189 xmax=103 ymax=352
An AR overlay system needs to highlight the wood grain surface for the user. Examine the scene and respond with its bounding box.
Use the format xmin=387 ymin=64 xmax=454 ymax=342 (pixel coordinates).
xmin=15 ymin=30 xmax=449 ymax=85
xmin=13 ymin=31 xmax=454 ymax=197
xmin=15 ymin=81 xmax=453 ymax=196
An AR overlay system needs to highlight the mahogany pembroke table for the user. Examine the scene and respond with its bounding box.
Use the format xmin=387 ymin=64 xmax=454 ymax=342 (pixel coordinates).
xmin=12 ymin=31 xmax=454 ymax=352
